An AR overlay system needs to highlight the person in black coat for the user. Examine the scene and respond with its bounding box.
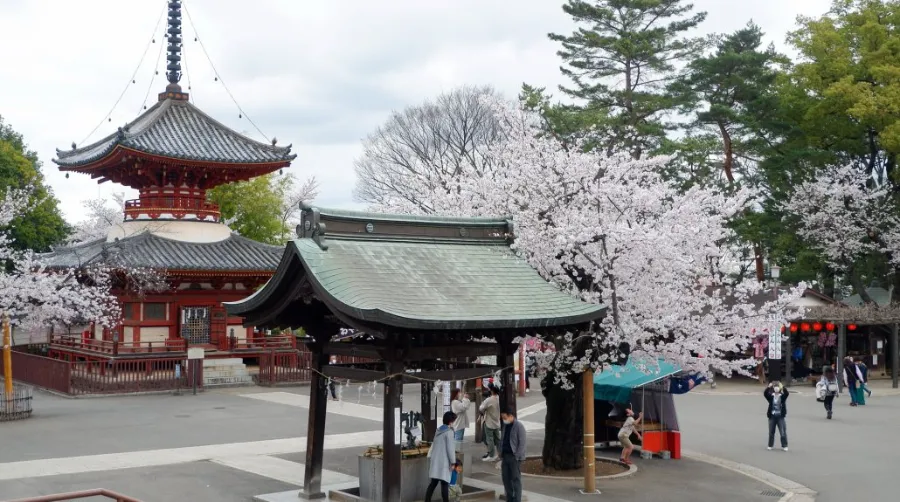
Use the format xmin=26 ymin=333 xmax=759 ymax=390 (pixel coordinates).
xmin=763 ymin=381 xmax=789 ymax=451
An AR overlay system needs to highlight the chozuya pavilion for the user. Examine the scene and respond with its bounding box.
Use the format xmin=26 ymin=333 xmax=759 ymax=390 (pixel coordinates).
xmin=225 ymin=204 xmax=606 ymax=501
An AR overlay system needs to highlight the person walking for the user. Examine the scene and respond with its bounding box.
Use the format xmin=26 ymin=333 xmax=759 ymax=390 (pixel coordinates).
xmin=425 ymin=411 xmax=458 ymax=502
xmin=817 ymin=366 xmax=839 ymax=419
xmin=500 ymin=408 xmax=526 ymax=502
xmin=617 ymin=408 xmax=643 ymax=464
xmin=856 ymin=359 xmax=872 ymax=399
xmin=842 ymin=357 xmax=864 ymax=407
xmin=450 ymin=389 xmax=471 ymax=450
xmin=764 ymin=381 xmax=789 ymax=451
xmin=479 ymin=385 xmax=501 ymax=461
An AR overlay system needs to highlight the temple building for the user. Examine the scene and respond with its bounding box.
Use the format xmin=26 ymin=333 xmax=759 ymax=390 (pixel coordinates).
xmin=41 ymin=1 xmax=296 ymax=359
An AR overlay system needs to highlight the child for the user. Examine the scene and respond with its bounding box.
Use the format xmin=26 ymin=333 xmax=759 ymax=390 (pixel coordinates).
xmin=448 ymin=462 xmax=463 ymax=501
xmin=618 ymin=408 xmax=643 ymax=465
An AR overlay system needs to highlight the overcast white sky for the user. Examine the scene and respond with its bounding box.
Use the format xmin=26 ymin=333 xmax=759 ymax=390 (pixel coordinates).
xmin=0 ymin=0 xmax=831 ymax=224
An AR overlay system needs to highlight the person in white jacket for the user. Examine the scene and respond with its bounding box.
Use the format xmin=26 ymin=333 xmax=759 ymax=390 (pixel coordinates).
xmin=450 ymin=389 xmax=471 ymax=451
xmin=479 ymin=385 xmax=501 ymax=461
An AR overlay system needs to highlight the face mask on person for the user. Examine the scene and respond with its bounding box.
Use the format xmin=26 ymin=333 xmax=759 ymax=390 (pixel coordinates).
xmin=773 ymin=386 xmax=781 ymax=393
xmin=503 ymin=418 xmax=513 ymax=425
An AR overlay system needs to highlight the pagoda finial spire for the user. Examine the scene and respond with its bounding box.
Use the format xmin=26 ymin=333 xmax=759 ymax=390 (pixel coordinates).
xmin=165 ymin=1 xmax=183 ymax=86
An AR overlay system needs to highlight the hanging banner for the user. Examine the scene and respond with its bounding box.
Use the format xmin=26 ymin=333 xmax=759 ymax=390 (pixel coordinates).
xmin=442 ymin=381 xmax=452 ymax=413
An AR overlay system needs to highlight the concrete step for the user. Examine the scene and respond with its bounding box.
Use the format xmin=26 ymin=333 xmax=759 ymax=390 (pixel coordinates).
xmin=203 ymin=358 xmax=246 ymax=367
xmin=205 ymin=375 xmax=255 ymax=386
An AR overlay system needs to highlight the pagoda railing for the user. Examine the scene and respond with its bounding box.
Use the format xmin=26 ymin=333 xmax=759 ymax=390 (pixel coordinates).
xmin=124 ymin=196 xmax=220 ymax=222
xmin=50 ymin=334 xmax=187 ymax=356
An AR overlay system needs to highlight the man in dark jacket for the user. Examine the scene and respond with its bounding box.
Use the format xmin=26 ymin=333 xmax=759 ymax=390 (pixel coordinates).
xmin=763 ymin=381 xmax=789 ymax=451
xmin=500 ymin=407 xmax=527 ymax=502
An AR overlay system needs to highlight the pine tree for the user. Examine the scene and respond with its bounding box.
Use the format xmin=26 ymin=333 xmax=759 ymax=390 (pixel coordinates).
xmin=548 ymin=0 xmax=708 ymax=159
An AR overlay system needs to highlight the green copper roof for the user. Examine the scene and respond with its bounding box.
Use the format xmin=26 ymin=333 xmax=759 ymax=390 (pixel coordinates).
xmin=228 ymin=237 xmax=605 ymax=330
xmin=294 ymin=238 xmax=603 ymax=328
xmin=225 ymin=204 xmax=605 ymax=331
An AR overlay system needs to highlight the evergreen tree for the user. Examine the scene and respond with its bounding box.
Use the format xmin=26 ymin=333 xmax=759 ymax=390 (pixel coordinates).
xmin=0 ymin=116 xmax=69 ymax=252
xmin=548 ymin=0 xmax=708 ymax=159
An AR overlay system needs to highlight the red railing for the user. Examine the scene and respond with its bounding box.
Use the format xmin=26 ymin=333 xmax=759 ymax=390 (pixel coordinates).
xmin=3 ymin=488 xmax=142 ymax=502
xmin=124 ymin=196 xmax=220 ymax=221
xmin=51 ymin=334 xmax=187 ymax=356
xmin=1 ymin=351 xmax=72 ymax=394
xmin=256 ymin=351 xmax=312 ymax=385
xmin=70 ymin=357 xmax=195 ymax=395
xmin=255 ymin=347 xmax=379 ymax=385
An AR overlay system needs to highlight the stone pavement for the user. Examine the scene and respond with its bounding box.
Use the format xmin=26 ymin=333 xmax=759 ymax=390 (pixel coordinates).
xmin=0 ymin=385 xmax=807 ymax=502
xmin=676 ymin=386 xmax=900 ymax=502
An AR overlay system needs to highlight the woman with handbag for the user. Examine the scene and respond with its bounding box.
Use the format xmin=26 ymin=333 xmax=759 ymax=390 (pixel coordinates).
xmin=818 ymin=366 xmax=839 ymax=419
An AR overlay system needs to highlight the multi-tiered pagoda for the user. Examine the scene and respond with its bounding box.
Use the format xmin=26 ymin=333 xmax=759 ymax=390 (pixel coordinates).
xmin=43 ymin=1 xmax=296 ymax=357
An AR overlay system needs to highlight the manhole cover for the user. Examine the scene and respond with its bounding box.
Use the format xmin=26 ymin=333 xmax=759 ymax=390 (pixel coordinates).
xmin=761 ymin=490 xmax=786 ymax=497
xmin=174 ymin=414 xmax=191 ymax=418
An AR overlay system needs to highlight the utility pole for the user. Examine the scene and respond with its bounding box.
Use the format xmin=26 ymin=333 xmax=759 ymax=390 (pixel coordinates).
xmin=581 ymin=368 xmax=599 ymax=495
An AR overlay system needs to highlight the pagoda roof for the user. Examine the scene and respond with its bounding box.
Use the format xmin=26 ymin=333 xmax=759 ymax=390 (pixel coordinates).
xmin=54 ymin=98 xmax=296 ymax=169
xmin=225 ymin=206 xmax=606 ymax=331
xmin=41 ymin=231 xmax=282 ymax=273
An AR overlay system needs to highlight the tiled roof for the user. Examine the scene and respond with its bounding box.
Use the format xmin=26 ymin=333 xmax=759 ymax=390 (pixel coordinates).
xmin=54 ymin=99 xmax=296 ymax=167
xmin=41 ymin=232 xmax=282 ymax=272
xmin=228 ymin=236 xmax=606 ymax=331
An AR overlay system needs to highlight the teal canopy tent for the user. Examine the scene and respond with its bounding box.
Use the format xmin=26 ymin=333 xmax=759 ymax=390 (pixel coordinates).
xmin=593 ymin=360 xmax=681 ymax=403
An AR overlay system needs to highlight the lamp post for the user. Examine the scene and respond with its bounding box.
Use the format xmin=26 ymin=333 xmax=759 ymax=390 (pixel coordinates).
xmin=769 ymin=265 xmax=784 ymax=383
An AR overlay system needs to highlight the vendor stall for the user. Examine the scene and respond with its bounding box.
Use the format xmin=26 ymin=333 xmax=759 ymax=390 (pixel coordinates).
xmin=593 ymin=360 xmax=704 ymax=459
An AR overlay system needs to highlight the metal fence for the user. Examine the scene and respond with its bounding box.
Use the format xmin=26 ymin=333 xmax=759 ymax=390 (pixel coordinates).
xmin=255 ymin=347 xmax=378 ymax=385
xmin=1 ymin=350 xmax=72 ymax=394
xmin=0 ymin=383 xmax=33 ymax=421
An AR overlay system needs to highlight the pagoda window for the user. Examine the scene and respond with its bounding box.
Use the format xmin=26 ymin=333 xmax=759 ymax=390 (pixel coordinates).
xmin=123 ymin=303 xmax=138 ymax=320
xmin=143 ymin=302 xmax=167 ymax=321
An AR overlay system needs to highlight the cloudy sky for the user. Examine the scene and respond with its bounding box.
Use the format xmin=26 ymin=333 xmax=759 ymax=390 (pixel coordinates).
xmin=0 ymin=0 xmax=831 ymax=224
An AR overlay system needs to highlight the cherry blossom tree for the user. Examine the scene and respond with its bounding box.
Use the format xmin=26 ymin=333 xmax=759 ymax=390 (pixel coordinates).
xmin=0 ymin=188 xmax=120 ymax=330
xmin=784 ymin=164 xmax=900 ymax=303
xmin=68 ymin=194 xmax=126 ymax=245
xmin=366 ymin=97 xmax=804 ymax=469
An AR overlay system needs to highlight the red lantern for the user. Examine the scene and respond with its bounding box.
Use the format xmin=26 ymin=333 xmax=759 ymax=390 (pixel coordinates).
xmin=848 ymin=324 xmax=857 ymax=331
xmin=825 ymin=322 xmax=835 ymax=332
xmin=790 ymin=323 xmax=798 ymax=333
xmin=800 ymin=322 xmax=811 ymax=332
xmin=780 ymin=326 xmax=786 ymax=333
xmin=812 ymin=322 xmax=823 ymax=332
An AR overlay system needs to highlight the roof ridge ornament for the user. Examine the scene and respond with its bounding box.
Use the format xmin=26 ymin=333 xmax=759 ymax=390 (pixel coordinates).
xmin=297 ymin=202 xmax=328 ymax=250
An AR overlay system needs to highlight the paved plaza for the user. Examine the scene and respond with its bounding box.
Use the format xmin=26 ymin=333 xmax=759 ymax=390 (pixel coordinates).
xmin=0 ymin=380 xmax=896 ymax=501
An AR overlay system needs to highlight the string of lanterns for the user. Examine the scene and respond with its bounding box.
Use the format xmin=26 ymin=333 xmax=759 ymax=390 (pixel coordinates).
xmin=781 ymin=321 xmax=857 ymax=333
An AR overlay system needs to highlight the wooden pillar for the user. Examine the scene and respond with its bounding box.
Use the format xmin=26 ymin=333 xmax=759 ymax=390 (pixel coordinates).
xmin=582 ymin=368 xmax=597 ymax=494
xmin=383 ymin=354 xmax=404 ymax=502
xmin=421 ymin=381 xmax=435 ymax=442
xmin=498 ymin=340 xmax=516 ymax=414
xmin=837 ymin=324 xmax=847 ymax=392
xmin=299 ymin=348 xmax=329 ymax=500
xmin=892 ymin=323 xmax=899 ymax=389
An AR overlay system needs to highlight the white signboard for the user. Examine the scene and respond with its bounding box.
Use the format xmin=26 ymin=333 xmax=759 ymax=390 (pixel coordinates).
xmin=187 ymin=347 xmax=205 ymax=360
xmin=442 ymin=382 xmax=452 ymax=413
xmin=394 ymin=408 xmax=402 ymax=446
xmin=768 ymin=332 xmax=782 ymax=360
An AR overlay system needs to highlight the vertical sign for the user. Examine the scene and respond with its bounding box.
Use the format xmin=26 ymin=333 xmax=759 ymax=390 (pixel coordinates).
xmin=442 ymin=382 xmax=451 ymax=413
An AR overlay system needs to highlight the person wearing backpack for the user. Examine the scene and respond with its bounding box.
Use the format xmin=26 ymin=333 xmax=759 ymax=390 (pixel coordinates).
xmin=816 ymin=366 xmax=839 ymax=419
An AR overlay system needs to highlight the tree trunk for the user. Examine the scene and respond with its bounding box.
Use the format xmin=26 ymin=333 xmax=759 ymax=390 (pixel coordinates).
xmin=541 ymin=368 xmax=584 ymax=471
xmin=753 ymin=243 xmax=765 ymax=282
xmin=717 ymin=122 xmax=735 ymax=183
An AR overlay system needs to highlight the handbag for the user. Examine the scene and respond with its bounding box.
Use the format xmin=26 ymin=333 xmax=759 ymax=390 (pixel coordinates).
xmin=827 ymin=383 xmax=838 ymax=393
